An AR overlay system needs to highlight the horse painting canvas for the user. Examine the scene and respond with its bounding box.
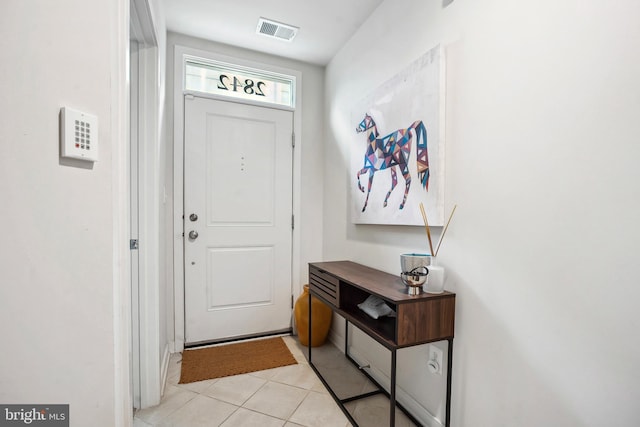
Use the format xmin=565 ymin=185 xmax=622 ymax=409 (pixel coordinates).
xmin=350 ymin=45 xmax=445 ymax=226
xmin=355 ymin=113 xmax=429 ymax=212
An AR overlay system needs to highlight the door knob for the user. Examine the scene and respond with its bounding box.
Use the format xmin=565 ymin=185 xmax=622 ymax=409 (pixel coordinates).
xmin=188 ymin=230 xmax=199 ymax=240
xmin=189 ymin=213 xmax=198 ymax=221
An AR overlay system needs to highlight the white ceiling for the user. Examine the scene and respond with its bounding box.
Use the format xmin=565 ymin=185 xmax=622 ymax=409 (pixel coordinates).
xmin=162 ymin=0 xmax=384 ymax=65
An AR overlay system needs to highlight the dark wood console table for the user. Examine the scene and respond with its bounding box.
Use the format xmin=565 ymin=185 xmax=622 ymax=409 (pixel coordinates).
xmin=308 ymin=261 xmax=455 ymax=427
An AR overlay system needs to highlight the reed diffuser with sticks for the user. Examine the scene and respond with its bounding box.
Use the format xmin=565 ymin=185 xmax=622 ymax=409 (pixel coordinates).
xmin=419 ymin=203 xmax=456 ymax=293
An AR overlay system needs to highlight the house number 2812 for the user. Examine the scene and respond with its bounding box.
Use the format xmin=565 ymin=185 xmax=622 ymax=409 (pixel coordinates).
xmin=217 ymin=74 xmax=266 ymax=96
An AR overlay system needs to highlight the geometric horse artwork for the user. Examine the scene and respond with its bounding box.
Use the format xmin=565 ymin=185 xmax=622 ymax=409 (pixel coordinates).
xmin=355 ymin=113 xmax=429 ymax=212
xmin=350 ymin=44 xmax=445 ymax=226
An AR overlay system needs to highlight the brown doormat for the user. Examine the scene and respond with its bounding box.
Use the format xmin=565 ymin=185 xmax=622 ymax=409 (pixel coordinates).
xmin=179 ymin=336 xmax=298 ymax=384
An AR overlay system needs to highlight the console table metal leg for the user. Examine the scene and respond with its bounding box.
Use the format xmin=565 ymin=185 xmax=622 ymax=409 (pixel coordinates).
xmin=390 ymin=348 xmax=397 ymax=427
xmin=345 ymin=318 xmax=349 ymax=356
xmin=445 ymin=338 xmax=453 ymax=427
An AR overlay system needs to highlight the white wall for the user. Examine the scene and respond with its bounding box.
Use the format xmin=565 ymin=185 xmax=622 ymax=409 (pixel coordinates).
xmin=164 ymin=32 xmax=325 ymax=347
xmin=325 ymin=0 xmax=640 ymax=426
xmin=0 ymin=1 xmax=128 ymax=426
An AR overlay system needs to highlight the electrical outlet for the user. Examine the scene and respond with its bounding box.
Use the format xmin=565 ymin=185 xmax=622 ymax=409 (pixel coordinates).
xmin=428 ymin=345 xmax=443 ymax=375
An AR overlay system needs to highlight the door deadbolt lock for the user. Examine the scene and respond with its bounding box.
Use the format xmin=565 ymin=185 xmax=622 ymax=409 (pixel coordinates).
xmin=188 ymin=230 xmax=199 ymax=240
xmin=189 ymin=213 xmax=198 ymax=222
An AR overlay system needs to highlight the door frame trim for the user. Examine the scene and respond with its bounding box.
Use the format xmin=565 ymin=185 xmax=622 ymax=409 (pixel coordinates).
xmin=172 ymin=45 xmax=303 ymax=352
xmin=130 ymin=0 xmax=164 ymax=409
xmin=129 ymin=38 xmax=141 ymax=409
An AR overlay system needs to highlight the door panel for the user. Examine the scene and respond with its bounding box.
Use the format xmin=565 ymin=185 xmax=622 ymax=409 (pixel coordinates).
xmin=206 ymin=115 xmax=276 ymax=225
xmin=184 ymin=96 xmax=293 ymax=344
xmin=205 ymin=246 xmax=275 ymax=309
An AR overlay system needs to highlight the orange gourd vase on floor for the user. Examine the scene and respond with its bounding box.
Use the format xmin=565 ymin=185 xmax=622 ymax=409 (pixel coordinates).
xmin=294 ymin=285 xmax=332 ymax=347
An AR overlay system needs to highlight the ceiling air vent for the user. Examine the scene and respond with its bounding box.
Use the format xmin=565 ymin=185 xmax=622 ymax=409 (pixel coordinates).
xmin=256 ymin=17 xmax=298 ymax=42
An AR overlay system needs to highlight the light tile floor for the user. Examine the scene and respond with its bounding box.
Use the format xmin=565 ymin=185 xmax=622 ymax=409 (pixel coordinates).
xmin=133 ymin=336 xmax=353 ymax=427
xmin=134 ymin=336 xmax=418 ymax=427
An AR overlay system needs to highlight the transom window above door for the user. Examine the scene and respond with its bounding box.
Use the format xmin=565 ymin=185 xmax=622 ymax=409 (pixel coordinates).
xmin=184 ymin=57 xmax=295 ymax=108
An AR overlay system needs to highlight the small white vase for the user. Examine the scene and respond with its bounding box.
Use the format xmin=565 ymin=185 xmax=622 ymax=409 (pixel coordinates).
xmin=424 ymin=257 xmax=445 ymax=294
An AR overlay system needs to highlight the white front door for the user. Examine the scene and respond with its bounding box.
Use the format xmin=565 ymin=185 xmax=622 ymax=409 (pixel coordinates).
xmin=184 ymin=96 xmax=294 ymax=345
